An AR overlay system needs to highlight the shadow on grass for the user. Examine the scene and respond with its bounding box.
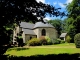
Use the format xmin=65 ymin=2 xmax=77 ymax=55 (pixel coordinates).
xmin=7 ymin=48 xmax=29 ymax=52
xmin=16 ymin=48 xmax=29 ymax=51
xmin=1 ymin=53 xmax=80 ymax=60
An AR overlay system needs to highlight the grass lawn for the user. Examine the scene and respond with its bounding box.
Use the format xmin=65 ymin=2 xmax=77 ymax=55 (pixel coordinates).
xmin=5 ymin=43 xmax=80 ymax=56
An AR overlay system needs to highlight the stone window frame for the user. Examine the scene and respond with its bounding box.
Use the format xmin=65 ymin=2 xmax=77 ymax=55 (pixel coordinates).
xmin=42 ymin=29 xmax=46 ymax=36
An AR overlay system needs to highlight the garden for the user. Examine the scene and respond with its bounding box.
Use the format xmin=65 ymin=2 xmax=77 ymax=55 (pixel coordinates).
xmin=3 ymin=34 xmax=80 ymax=60
xmin=5 ymin=43 xmax=80 ymax=56
xmin=3 ymin=43 xmax=80 ymax=60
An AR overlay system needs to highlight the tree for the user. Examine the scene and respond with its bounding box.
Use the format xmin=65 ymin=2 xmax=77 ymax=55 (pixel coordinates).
xmin=61 ymin=18 xmax=68 ymax=32
xmin=0 ymin=0 xmax=65 ymax=55
xmin=66 ymin=0 xmax=80 ymax=42
xmin=48 ymin=19 xmax=63 ymax=36
xmin=74 ymin=33 xmax=80 ymax=48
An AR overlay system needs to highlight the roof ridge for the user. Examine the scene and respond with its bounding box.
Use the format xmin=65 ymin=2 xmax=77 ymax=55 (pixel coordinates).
xmin=33 ymin=22 xmax=55 ymax=28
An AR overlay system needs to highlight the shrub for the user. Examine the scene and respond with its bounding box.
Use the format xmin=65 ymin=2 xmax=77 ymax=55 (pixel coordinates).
xmin=52 ymin=39 xmax=61 ymax=44
xmin=17 ymin=36 xmax=24 ymax=47
xmin=45 ymin=36 xmax=52 ymax=45
xmin=74 ymin=33 xmax=80 ymax=48
xmin=27 ymin=38 xmax=41 ymax=46
xmin=39 ymin=36 xmax=47 ymax=45
xmin=66 ymin=35 xmax=71 ymax=43
xmin=45 ymin=36 xmax=50 ymax=42
xmin=60 ymin=40 xmax=65 ymax=44
xmin=51 ymin=38 xmax=65 ymax=44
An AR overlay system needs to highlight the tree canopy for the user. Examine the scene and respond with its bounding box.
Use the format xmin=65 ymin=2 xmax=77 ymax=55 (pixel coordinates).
xmin=66 ymin=0 xmax=80 ymax=42
xmin=0 ymin=0 xmax=65 ymax=25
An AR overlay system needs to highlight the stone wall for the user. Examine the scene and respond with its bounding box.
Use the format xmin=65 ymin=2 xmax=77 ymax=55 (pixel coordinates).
xmin=33 ymin=29 xmax=39 ymax=38
xmin=25 ymin=34 xmax=37 ymax=43
xmin=13 ymin=26 xmax=22 ymax=44
xmin=13 ymin=26 xmax=58 ymax=44
xmin=34 ymin=27 xmax=58 ymax=40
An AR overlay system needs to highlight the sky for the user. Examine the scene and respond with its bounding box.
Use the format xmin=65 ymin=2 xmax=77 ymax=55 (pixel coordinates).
xmin=36 ymin=0 xmax=73 ymax=20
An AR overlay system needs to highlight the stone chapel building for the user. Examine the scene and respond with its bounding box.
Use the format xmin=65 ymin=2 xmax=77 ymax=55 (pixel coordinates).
xmin=13 ymin=21 xmax=58 ymax=44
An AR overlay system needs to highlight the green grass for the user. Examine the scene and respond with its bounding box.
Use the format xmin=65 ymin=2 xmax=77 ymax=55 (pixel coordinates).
xmin=35 ymin=43 xmax=75 ymax=48
xmin=5 ymin=43 xmax=80 ymax=56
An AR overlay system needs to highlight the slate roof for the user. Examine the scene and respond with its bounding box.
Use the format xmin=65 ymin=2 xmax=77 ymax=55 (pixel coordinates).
xmin=22 ymin=28 xmax=36 ymax=35
xmin=20 ymin=22 xmax=55 ymax=35
xmin=60 ymin=33 xmax=67 ymax=37
xmin=20 ymin=22 xmax=34 ymax=29
xmin=34 ymin=22 xmax=55 ymax=28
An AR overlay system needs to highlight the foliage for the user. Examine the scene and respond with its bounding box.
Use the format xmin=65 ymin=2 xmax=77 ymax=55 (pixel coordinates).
xmin=28 ymin=36 xmax=58 ymax=46
xmin=74 ymin=33 xmax=80 ymax=48
xmin=39 ymin=36 xmax=52 ymax=45
xmin=17 ymin=36 xmax=24 ymax=47
xmin=39 ymin=36 xmax=47 ymax=45
xmin=66 ymin=0 xmax=80 ymax=42
xmin=57 ymin=39 xmax=65 ymax=44
xmin=52 ymin=38 xmax=65 ymax=44
xmin=1 ymin=53 xmax=80 ymax=60
xmin=64 ymin=18 xmax=76 ymax=42
xmin=27 ymin=38 xmax=41 ymax=46
xmin=52 ymin=39 xmax=61 ymax=44
xmin=60 ymin=40 xmax=65 ymax=44
xmin=48 ymin=19 xmax=63 ymax=36
xmin=0 ymin=0 xmax=65 ymax=55
xmin=0 ymin=29 xmax=13 ymax=55
xmin=66 ymin=0 xmax=80 ymax=18
xmin=66 ymin=35 xmax=71 ymax=43
xmin=15 ymin=32 xmax=24 ymax=47
xmin=45 ymin=36 xmax=52 ymax=45
xmin=61 ymin=18 xmax=68 ymax=33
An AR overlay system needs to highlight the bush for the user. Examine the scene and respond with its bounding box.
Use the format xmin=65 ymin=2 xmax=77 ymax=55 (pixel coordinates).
xmin=39 ymin=36 xmax=47 ymax=45
xmin=66 ymin=35 xmax=71 ymax=43
xmin=45 ymin=36 xmax=52 ymax=45
xmin=74 ymin=33 xmax=80 ymax=48
xmin=52 ymin=38 xmax=65 ymax=44
xmin=60 ymin=40 xmax=65 ymax=44
xmin=17 ymin=36 xmax=24 ymax=47
xmin=27 ymin=38 xmax=41 ymax=46
xmin=52 ymin=39 xmax=61 ymax=44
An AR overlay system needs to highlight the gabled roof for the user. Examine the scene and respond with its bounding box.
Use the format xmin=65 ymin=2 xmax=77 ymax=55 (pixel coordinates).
xmin=19 ymin=21 xmax=55 ymax=35
xmin=20 ymin=22 xmax=55 ymax=29
xmin=60 ymin=33 xmax=67 ymax=37
xmin=20 ymin=22 xmax=34 ymax=29
xmin=34 ymin=22 xmax=55 ymax=28
xmin=22 ymin=28 xmax=36 ymax=35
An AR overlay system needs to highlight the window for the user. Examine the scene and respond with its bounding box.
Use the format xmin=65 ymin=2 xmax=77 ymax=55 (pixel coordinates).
xmin=42 ymin=29 xmax=46 ymax=36
xmin=30 ymin=36 xmax=32 ymax=40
